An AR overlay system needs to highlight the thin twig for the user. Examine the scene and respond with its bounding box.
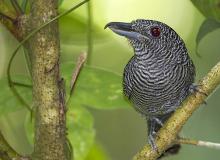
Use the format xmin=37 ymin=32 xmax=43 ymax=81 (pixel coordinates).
xmin=86 ymin=0 xmax=93 ymax=64
xmin=7 ymin=0 xmax=89 ymax=114
xmin=70 ymin=52 xmax=87 ymax=96
xmin=177 ymin=137 xmax=220 ymax=150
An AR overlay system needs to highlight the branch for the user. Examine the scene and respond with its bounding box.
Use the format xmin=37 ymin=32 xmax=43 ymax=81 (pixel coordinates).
xmin=133 ymin=61 xmax=220 ymax=160
xmin=176 ymin=137 xmax=220 ymax=150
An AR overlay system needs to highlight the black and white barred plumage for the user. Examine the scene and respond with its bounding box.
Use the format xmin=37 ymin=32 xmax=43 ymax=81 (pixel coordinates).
xmin=105 ymin=19 xmax=195 ymax=153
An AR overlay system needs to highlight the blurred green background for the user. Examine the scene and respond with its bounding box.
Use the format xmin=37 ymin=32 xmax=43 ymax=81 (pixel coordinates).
xmin=0 ymin=0 xmax=220 ymax=160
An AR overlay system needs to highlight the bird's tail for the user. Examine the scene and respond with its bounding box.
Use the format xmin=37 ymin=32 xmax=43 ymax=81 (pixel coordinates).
xmin=147 ymin=112 xmax=181 ymax=159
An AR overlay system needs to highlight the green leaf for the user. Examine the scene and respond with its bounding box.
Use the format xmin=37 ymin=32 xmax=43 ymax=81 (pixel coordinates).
xmin=86 ymin=143 xmax=111 ymax=160
xmin=191 ymin=0 xmax=220 ymax=22
xmin=25 ymin=105 xmax=95 ymax=160
xmin=0 ymin=76 xmax=32 ymax=116
xmin=61 ymin=62 xmax=130 ymax=109
xmin=67 ymin=106 xmax=95 ymax=160
xmin=196 ymin=19 xmax=220 ymax=54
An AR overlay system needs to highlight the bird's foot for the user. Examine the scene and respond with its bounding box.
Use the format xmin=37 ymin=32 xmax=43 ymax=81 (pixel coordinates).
xmin=189 ymin=84 xmax=207 ymax=96
xmin=189 ymin=84 xmax=207 ymax=105
xmin=148 ymin=133 xmax=158 ymax=152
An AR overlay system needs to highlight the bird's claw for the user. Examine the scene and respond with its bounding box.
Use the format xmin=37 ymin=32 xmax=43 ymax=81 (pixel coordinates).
xmin=148 ymin=134 xmax=158 ymax=152
xmin=189 ymin=84 xmax=207 ymax=96
xmin=189 ymin=84 xmax=207 ymax=105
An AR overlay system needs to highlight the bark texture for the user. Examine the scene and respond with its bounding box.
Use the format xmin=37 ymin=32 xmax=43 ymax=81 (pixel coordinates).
xmin=29 ymin=0 xmax=68 ymax=160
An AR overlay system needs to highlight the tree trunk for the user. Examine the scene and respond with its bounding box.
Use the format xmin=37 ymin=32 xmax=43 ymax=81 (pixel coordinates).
xmin=29 ymin=0 xmax=68 ymax=159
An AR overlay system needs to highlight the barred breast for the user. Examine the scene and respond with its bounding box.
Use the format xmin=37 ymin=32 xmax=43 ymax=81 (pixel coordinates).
xmin=123 ymin=50 xmax=195 ymax=116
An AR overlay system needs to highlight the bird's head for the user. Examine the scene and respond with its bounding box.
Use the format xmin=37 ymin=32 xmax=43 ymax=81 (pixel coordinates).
xmin=105 ymin=19 xmax=184 ymax=55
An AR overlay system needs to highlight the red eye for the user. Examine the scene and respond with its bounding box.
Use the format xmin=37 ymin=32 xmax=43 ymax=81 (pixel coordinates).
xmin=150 ymin=27 xmax=161 ymax=37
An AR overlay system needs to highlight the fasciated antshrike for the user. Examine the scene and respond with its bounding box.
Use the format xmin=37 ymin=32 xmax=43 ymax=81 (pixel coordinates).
xmin=105 ymin=19 xmax=195 ymax=153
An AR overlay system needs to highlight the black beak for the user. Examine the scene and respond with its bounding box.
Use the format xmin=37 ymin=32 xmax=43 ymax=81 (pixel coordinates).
xmin=105 ymin=22 xmax=147 ymax=40
xmin=104 ymin=22 xmax=133 ymax=31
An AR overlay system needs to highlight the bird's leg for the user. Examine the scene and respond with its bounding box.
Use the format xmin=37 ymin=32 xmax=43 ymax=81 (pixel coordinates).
xmin=148 ymin=118 xmax=157 ymax=150
xmin=147 ymin=116 xmax=164 ymax=151
xmin=148 ymin=133 xmax=157 ymax=151
xmin=147 ymin=113 xmax=175 ymax=150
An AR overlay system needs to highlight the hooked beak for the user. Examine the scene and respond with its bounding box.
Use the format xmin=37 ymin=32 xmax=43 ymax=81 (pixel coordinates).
xmin=104 ymin=22 xmax=147 ymax=41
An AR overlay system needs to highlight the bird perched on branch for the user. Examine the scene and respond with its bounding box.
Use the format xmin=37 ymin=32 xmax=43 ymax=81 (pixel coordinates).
xmin=105 ymin=19 xmax=195 ymax=154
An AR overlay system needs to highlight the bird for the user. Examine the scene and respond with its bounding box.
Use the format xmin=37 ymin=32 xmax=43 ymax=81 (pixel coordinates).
xmin=105 ymin=19 xmax=196 ymax=154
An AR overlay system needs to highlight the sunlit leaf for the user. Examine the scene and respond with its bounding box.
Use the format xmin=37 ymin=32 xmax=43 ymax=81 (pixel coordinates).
xmin=191 ymin=0 xmax=220 ymax=21
xmin=86 ymin=143 xmax=111 ymax=160
xmin=196 ymin=19 xmax=220 ymax=53
xmin=61 ymin=62 xmax=130 ymax=109
xmin=0 ymin=76 xmax=32 ymax=116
